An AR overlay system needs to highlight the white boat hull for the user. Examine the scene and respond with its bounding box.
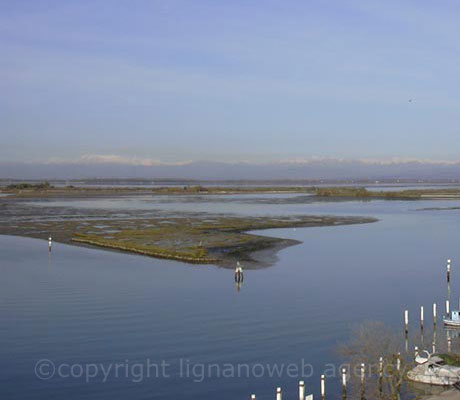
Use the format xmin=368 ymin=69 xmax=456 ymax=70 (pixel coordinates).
xmin=443 ymin=319 xmax=460 ymax=327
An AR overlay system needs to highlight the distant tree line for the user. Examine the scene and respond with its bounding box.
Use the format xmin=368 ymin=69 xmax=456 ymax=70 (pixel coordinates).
xmin=7 ymin=181 xmax=53 ymax=190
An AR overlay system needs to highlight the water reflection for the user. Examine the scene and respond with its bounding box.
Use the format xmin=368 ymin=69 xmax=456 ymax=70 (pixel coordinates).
xmin=235 ymin=281 xmax=243 ymax=293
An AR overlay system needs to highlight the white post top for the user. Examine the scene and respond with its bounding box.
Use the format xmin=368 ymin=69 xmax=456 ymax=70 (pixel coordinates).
xmin=448 ymin=259 xmax=452 ymax=263
xmin=299 ymin=381 xmax=304 ymax=385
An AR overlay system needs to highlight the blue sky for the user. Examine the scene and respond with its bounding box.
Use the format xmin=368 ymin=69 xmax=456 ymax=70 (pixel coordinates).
xmin=1 ymin=0 xmax=460 ymax=164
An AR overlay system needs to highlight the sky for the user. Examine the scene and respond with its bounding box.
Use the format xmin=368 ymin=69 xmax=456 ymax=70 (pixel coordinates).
xmin=1 ymin=0 xmax=460 ymax=167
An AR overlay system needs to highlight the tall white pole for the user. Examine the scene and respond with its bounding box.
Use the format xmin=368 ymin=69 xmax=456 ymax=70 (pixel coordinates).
xmin=446 ymin=300 xmax=450 ymax=316
xmin=447 ymin=259 xmax=451 ymax=282
xmin=420 ymin=306 xmax=424 ymax=330
xmin=276 ymin=387 xmax=282 ymax=400
xmin=298 ymin=381 xmax=305 ymax=400
xmin=404 ymin=310 xmax=409 ymax=336
xmin=433 ymin=303 xmax=437 ymax=325
xmin=321 ymin=375 xmax=326 ymax=399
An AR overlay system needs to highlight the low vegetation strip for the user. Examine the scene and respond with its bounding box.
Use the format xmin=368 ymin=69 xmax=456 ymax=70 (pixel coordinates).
xmin=5 ymin=182 xmax=460 ymax=200
xmin=0 ymin=195 xmax=377 ymax=267
xmin=314 ymin=187 xmax=460 ymax=199
xmin=72 ymin=235 xmax=217 ymax=264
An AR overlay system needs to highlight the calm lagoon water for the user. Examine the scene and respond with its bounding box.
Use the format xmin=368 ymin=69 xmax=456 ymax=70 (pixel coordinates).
xmin=2 ymin=196 xmax=460 ymax=399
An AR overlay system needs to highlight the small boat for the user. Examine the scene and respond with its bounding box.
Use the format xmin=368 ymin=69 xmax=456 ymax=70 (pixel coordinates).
xmin=443 ymin=310 xmax=460 ymax=327
xmin=407 ymin=354 xmax=460 ymax=386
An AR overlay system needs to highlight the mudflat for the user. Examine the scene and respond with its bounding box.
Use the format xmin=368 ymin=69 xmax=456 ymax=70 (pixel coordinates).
xmin=0 ymin=188 xmax=376 ymax=268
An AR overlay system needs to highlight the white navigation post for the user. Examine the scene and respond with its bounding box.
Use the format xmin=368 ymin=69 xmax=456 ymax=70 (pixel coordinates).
xmin=298 ymin=381 xmax=305 ymax=400
xmin=447 ymin=259 xmax=451 ymax=283
xmin=360 ymin=363 xmax=365 ymax=398
xmin=320 ymin=374 xmax=326 ymax=399
xmin=342 ymin=367 xmax=347 ymax=398
xmin=48 ymin=236 xmax=52 ymax=252
xmin=433 ymin=303 xmax=437 ymax=326
xmin=404 ymin=310 xmax=409 ymax=336
xmin=276 ymin=387 xmax=282 ymax=400
xmin=420 ymin=306 xmax=424 ymax=331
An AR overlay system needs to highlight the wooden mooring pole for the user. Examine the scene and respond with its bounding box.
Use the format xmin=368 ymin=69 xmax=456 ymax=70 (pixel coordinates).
xmin=420 ymin=306 xmax=424 ymax=331
xmin=276 ymin=387 xmax=282 ymax=400
xmin=341 ymin=368 xmax=347 ymax=400
xmin=298 ymin=381 xmax=305 ymax=400
xmin=404 ymin=310 xmax=409 ymax=337
xmin=447 ymin=259 xmax=451 ymax=283
xmin=360 ymin=363 xmax=365 ymax=400
xmin=321 ymin=374 xmax=326 ymax=400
